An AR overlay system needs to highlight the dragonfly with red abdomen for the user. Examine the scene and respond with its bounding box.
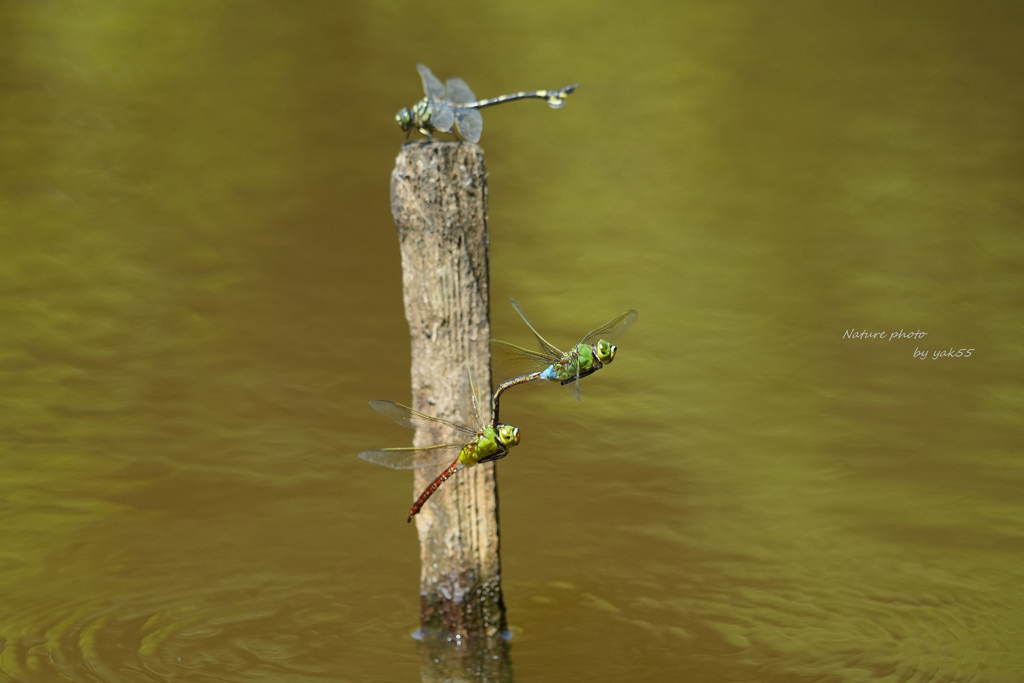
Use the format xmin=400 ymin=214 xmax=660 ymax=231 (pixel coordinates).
xmin=358 ymin=385 xmax=521 ymax=522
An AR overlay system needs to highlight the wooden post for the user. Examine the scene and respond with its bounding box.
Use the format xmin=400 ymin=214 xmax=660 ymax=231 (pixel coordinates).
xmin=390 ymin=141 xmax=508 ymax=644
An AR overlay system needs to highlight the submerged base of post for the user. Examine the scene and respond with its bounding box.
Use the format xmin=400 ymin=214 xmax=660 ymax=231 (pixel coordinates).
xmin=391 ymin=141 xmax=508 ymax=645
xmin=415 ymin=629 xmax=512 ymax=683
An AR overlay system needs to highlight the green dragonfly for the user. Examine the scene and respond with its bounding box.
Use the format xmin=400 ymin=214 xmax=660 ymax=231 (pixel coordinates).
xmin=395 ymin=64 xmax=578 ymax=143
xmin=359 ymin=376 xmax=521 ymax=522
xmin=491 ymin=299 xmax=638 ymax=417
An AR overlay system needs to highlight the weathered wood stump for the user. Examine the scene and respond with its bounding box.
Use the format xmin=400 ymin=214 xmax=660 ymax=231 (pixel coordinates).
xmin=390 ymin=141 xmax=508 ymax=647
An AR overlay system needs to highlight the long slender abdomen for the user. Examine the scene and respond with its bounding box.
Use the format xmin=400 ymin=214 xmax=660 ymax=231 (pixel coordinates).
xmin=492 ymin=370 xmax=547 ymax=423
xmin=471 ymin=91 xmax=548 ymax=108
xmin=469 ymin=84 xmax=578 ymax=110
xmin=408 ymin=457 xmax=462 ymax=522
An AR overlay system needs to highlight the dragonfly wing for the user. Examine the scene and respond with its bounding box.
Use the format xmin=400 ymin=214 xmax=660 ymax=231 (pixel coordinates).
xmin=566 ymin=376 xmax=581 ymax=402
xmin=369 ymin=401 xmax=477 ymax=438
xmin=509 ymin=299 xmax=564 ymax=357
xmin=562 ymin=350 xmax=582 ymax=402
xmin=430 ymin=100 xmax=456 ymax=133
xmin=580 ymin=310 xmax=639 ymax=346
xmin=445 ymin=77 xmax=477 ymax=104
xmin=359 ymin=444 xmax=463 ymax=470
xmin=454 ymin=107 xmax=483 ymax=143
xmin=467 ymin=370 xmax=486 ymax=430
xmin=491 ymin=340 xmax=556 ymax=383
xmin=417 ymin=64 xmax=446 ymax=99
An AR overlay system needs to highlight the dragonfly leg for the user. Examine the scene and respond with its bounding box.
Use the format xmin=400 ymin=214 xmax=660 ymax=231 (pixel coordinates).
xmin=558 ymin=365 xmax=601 ymax=385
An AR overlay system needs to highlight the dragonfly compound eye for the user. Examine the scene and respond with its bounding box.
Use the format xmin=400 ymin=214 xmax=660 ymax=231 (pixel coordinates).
xmin=395 ymin=108 xmax=412 ymax=130
xmin=597 ymin=339 xmax=616 ymax=363
xmin=499 ymin=425 xmax=521 ymax=447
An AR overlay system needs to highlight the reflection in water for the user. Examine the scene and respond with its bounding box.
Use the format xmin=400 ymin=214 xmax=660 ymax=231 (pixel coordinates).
xmin=416 ymin=632 xmax=513 ymax=683
xmin=1 ymin=1 xmax=1023 ymax=681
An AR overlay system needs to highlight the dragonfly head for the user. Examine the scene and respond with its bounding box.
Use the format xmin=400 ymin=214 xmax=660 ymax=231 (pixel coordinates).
xmin=395 ymin=107 xmax=413 ymax=131
xmin=596 ymin=339 xmax=617 ymax=364
xmin=496 ymin=424 xmax=521 ymax=447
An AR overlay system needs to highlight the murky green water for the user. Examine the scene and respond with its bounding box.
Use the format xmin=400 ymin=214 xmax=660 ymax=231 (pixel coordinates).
xmin=2 ymin=2 xmax=1022 ymax=681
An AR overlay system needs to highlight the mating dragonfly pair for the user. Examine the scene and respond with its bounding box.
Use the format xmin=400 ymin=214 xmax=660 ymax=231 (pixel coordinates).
xmin=396 ymin=64 xmax=578 ymax=143
xmin=359 ymin=300 xmax=638 ymax=521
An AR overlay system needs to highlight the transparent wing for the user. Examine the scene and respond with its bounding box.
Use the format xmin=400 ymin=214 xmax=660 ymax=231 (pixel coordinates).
xmin=580 ymin=310 xmax=639 ymax=346
xmin=491 ymin=339 xmax=555 ymax=383
xmin=564 ymin=375 xmax=582 ymax=402
xmin=454 ymin=107 xmax=483 ymax=143
xmin=369 ymin=400 xmax=477 ymax=438
xmin=467 ymin=371 xmax=485 ymax=430
xmin=509 ymin=298 xmax=563 ymax=357
xmin=359 ymin=444 xmax=463 ymax=470
xmin=563 ymin=348 xmax=582 ymax=402
xmin=417 ymin=64 xmax=446 ymax=99
xmin=445 ymin=77 xmax=477 ymax=104
xmin=430 ymin=100 xmax=456 ymax=133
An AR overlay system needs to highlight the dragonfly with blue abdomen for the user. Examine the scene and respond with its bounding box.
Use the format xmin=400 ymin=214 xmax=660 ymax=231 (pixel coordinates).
xmin=395 ymin=64 xmax=578 ymax=143
xmin=490 ymin=299 xmax=638 ymax=420
xmin=359 ymin=374 xmax=520 ymax=521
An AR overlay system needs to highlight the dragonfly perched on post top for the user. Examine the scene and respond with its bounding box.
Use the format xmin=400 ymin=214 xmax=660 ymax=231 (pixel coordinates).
xmin=358 ymin=374 xmax=520 ymax=522
xmin=395 ymin=64 xmax=579 ymax=143
xmin=490 ymin=299 xmax=638 ymax=421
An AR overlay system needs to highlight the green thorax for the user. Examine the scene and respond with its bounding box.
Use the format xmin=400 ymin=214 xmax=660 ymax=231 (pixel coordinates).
xmin=411 ymin=99 xmax=432 ymax=129
xmin=554 ymin=343 xmax=597 ymax=381
xmin=459 ymin=426 xmax=502 ymax=467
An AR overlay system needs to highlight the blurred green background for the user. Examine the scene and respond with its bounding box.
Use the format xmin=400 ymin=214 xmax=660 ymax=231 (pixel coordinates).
xmin=1 ymin=1 xmax=1022 ymax=681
